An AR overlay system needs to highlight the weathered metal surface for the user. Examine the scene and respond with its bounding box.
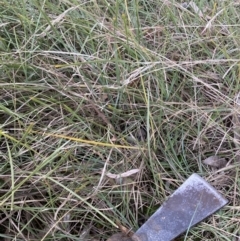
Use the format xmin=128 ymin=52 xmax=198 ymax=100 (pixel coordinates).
xmin=133 ymin=173 xmax=228 ymax=241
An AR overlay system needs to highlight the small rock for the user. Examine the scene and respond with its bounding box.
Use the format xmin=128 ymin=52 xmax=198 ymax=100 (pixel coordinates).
xmin=106 ymin=233 xmax=133 ymax=241
xmin=203 ymin=156 xmax=227 ymax=168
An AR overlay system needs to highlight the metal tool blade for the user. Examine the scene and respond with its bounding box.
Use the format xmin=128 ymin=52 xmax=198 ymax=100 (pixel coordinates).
xmin=133 ymin=173 xmax=228 ymax=241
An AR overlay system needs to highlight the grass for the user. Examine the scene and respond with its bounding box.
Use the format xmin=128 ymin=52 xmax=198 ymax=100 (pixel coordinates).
xmin=0 ymin=0 xmax=239 ymax=240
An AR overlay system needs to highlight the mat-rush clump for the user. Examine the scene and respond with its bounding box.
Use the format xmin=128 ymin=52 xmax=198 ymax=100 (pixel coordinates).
xmin=0 ymin=0 xmax=239 ymax=240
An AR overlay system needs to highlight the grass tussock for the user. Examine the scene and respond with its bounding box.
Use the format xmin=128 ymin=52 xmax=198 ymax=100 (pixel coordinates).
xmin=0 ymin=0 xmax=240 ymax=240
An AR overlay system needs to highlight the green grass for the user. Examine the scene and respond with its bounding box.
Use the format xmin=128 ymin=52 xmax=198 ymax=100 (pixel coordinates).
xmin=0 ymin=0 xmax=239 ymax=240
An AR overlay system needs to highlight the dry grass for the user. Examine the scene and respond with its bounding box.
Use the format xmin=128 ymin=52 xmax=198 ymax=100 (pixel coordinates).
xmin=0 ymin=0 xmax=240 ymax=240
